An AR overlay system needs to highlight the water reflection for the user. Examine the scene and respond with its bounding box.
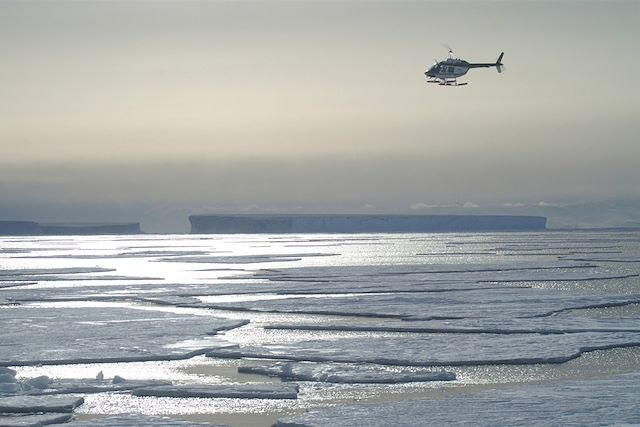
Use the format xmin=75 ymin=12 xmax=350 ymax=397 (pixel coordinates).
xmin=3 ymin=231 xmax=640 ymax=424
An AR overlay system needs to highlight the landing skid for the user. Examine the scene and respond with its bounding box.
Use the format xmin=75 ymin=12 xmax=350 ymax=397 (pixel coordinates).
xmin=439 ymin=79 xmax=467 ymax=86
xmin=427 ymin=78 xmax=467 ymax=86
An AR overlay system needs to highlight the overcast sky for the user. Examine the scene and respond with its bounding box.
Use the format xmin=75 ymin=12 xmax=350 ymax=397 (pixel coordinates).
xmin=1 ymin=1 xmax=639 ymax=231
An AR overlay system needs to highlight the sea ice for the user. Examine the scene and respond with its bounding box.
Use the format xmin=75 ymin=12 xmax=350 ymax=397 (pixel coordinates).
xmin=0 ymin=413 xmax=72 ymax=427
xmin=0 ymin=306 xmax=248 ymax=366
xmin=24 ymin=376 xmax=52 ymax=389
xmin=238 ymin=362 xmax=455 ymax=383
xmin=192 ymin=287 xmax=640 ymax=320
xmin=23 ymin=378 xmax=171 ymax=395
xmin=251 ymin=261 xmax=596 ymax=282
xmin=207 ymin=331 xmax=640 ymax=366
xmin=157 ymin=253 xmax=337 ymax=264
xmin=62 ymin=414 xmax=227 ymax=426
xmin=16 ymin=250 xmax=209 ymax=259
xmin=275 ymin=372 xmax=640 ymax=426
xmin=0 ymin=268 xmax=115 ymax=277
xmin=563 ymin=256 xmax=640 ymax=263
xmin=131 ymin=383 xmax=299 ymax=399
xmin=0 ymin=395 xmax=84 ymax=413
xmin=265 ymin=315 xmax=640 ymax=335
xmin=0 ymin=383 xmax=20 ymax=393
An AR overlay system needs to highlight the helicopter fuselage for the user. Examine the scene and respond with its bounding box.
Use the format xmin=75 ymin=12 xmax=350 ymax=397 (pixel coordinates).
xmin=425 ymin=59 xmax=471 ymax=80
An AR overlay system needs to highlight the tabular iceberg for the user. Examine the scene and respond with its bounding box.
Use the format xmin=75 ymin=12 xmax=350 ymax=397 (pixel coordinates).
xmin=189 ymin=214 xmax=547 ymax=234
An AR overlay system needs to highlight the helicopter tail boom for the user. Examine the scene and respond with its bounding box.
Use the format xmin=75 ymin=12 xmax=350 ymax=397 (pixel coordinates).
xmin=467 ymin=52 xmax=504 ymax=72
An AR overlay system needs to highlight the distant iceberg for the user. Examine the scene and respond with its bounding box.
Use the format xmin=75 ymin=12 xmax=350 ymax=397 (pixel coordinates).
xmin=189 ymin=214 xmax=547 ymax=234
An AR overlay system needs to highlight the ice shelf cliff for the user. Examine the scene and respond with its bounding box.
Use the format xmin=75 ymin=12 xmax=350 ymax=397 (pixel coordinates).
xmin=189 ymin=214 xmax=547 ymax=234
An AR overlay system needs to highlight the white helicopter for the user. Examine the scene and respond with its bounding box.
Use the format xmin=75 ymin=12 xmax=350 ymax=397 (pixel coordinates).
xmin=425 ymin=46 xmax=504 ymax=86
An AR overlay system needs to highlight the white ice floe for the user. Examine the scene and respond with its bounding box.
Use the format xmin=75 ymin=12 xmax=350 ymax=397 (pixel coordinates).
xmin=265 ymin=315 xmax=640 ymax=335
xmin=562 ymin=255 xmax=640 ymax=263
xmin=0 ymin=368 xmax=17 ymax=379
xmin=275 ymin=372 xmax=640 ymax=426
xmin=24 ymin=379 xmax=171 ymax=395
xmin=193 ymin=287 xmax=640 ymax=320
xmin=251 ymin=261 xmax=597 ymax=281
xmin=0 ymin=413 xmax=72 ymax=427
xmin=475 ymin=271 xmax=638 ymax=282
xmin=62 ymin=414 xmax=227 ymax=426
xmin=0 ymin=306 xmax=248 ymax=366
xmin=207 ymin=331 xmax=640 ymax=367
xmin=157 ymin=253 xmax=337 ymax=264
xmin=0 ymin=383 xmax=20 ymax=393
xmin=131 ymin=384 xmax=299 ymax=399
xmin=16 ymin=250 xmax=209 ymax=259
xmin=0 ymin=374 xmax=17 ymax=384
xmin=24 ymin=376 xmax=52 ymax=389
xmin=0 ymin=274 xmax=161 ymax=282
xmin=0 ymin=395 xmax=84 ymax=413
xmin=0 ymin=268 xmax=114 ymax=277
xmin=238 ymin=362 xmax=456 ymax=383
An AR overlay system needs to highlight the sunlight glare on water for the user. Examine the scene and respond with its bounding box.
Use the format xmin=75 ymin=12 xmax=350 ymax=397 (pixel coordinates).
xmin=2 ymin=231 xmax=640 ymax=425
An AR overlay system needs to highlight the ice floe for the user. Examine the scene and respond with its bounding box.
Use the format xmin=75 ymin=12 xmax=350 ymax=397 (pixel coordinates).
xmin=207 ymin=331 xmax=640 ymax=366
xmin=131 ymin=384 xmax=299 ymax=399
xmin=274 ymin=372 xmax=640 ymax=426
xmin=62 ymin=414 xmax=227 ymax=426
xmin=157 ymin=253 xmax=338 ymax=264
xmin=0 ymin=413 xmax=72 ymax=426
xmin=0 ymin=268 xmax=115 ymax=277
xmin=562 ymin=255 xmax=640 ymax=263
xmin=251 ymin=261 xmax=597 ymax=282
xmin=265 ymin=315 xmax=640 ymax=335
xmin=0 ymin=395 xmax=84 ymax=413
xmin=0 ymin=306 xmax=248 ymax=366
xmin=24 ymin=379 xmax=172 ymax=395
xmin=238 ymin=362 xmax=455 ymax=383
xmin=191 ymin=288 xmax=640 ymax=320
xmin=15 ymin=250 xmax=210 ymax=259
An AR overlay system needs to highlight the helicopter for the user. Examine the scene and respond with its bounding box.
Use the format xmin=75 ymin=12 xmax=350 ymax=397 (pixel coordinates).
xmin=425 ymin=46 xmax=504 ymax=86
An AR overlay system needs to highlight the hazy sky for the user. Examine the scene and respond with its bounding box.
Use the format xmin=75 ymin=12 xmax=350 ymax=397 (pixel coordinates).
xmin=1 ymin=1 xmax=639 ymax=231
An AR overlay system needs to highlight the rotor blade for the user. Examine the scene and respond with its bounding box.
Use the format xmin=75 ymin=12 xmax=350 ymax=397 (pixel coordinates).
xmin=441 ymin=43 xmax=453 ymax=53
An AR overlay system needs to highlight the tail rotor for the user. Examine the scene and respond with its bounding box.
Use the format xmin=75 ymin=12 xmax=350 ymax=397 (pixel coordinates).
xmin=496 ymin=52 xmax=504 ymax=73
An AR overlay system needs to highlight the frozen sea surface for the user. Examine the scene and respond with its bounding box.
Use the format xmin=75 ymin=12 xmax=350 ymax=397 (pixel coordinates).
xmin=275 ymin=372 xmax=640 ymax=426
xmin=1 ymin=231 xmax=639 ymax=426
xmin=131 ymin=384 xmax=299 ymax=399
xmin=238 ymin=362 xmax=456 ymax=384
xmin=64 ymin=415 xmax=226 ymax=426
xmin=0 ymin=305 xmax=247 ymax=365
xmin=0 ymin=412 xmax=73 ymax=427
xmin=0 ymin=395 xmax=84 ymax=413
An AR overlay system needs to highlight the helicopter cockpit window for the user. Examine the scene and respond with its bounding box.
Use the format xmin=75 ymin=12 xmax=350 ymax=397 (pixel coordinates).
xmin=448 ymin=66 xmax=454 ymax=73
